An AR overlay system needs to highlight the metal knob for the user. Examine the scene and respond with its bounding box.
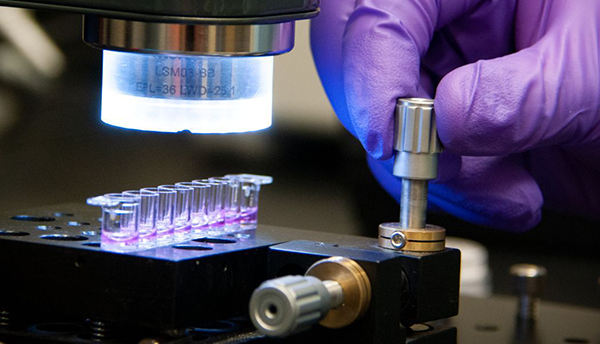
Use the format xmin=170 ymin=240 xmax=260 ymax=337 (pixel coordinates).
xmin=379 ymin=98 xmax=446 ymax=252
xmin=510 ymin=264 xmax=547 ymax=321
xmin=249 ymin=275 xmax=343 ymax=337
xmin=249 ymin=257 xmax=371 ymax=338
xmin=394 ymin=98 xmax=441 ymax=230
xmin=394 ymin=98 xmax=441 ymax=180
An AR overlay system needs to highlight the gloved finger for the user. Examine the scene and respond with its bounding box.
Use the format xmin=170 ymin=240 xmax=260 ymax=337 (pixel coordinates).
xmin=436 ymin=151 xmax=462 ymax=183
xmin=341 ymin=3 xmax=424 ymax=160
xmin=312 ymin=0 xmax=486 ymax=160
xmin=435 ymin=1 xmax=600 ymax=156
xmin=421 ymin=0 xmax=516 ymax=82
xmin=310 ymin=0 xmax=357 ymax=137
xmin=368 ymin=154 xmax=543 ymax=231
xmin=428 ymin=156 xmax=543 ymax=231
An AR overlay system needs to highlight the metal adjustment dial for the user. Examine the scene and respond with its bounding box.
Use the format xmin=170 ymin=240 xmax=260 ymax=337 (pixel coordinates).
xmin=249 ymin=275 xmax=337 ymax=337
xmin=379 ymin=98 xmax=447 ymax=252
xmin=393 ymin=98 xmax=442 ymax=180
xmin=393 ymin=98 xmax=443 ymax=232
xmin=249 ymin=257 xmax=371 ymax=338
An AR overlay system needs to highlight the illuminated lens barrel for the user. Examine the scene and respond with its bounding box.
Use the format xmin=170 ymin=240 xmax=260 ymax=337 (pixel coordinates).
xmin=101 ymin=51 xmax=273 ymax=133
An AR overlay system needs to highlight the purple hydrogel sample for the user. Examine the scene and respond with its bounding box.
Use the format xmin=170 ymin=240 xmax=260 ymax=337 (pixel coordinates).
xmin=101 ymin=230 xmax=138 ymax=251
xmin=240 ymin=207 xmax=258 ymax=226
xmin=174 ymin=224 xmax=192 ymax=238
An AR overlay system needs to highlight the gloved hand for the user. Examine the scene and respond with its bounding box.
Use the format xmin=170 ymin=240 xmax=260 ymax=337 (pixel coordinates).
xmin=311 ymin=0 xmax=600 ymax=231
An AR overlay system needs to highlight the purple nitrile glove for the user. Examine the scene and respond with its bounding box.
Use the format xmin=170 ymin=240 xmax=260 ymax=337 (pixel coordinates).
xmin=311 ymin=0 xmax=600 ymax=231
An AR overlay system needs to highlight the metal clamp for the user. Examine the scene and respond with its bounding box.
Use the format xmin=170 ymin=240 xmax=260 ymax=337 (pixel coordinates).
xmin=378 ymin=222 xmax=446 ymax=252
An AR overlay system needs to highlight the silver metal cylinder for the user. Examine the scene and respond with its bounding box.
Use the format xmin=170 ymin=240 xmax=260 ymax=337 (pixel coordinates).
xmin=250 ymin=257 xmax=371 ymax=337
xmin=393 ymin=98 xmax=441 ymax=180
xmin=323 ymin=280 xmax=344 ymax=309
xmin=510 ymin=264 xmax=547 ymax=321
xmin=84 ymin=16 xmax=295 ymax=56
xmin=392 ymin=98 xmax=440 ymax=232
xmin=400 ymin=179 xmax=428 ymax=229
xmin=249 ymin=275 xmax=331 ymax=338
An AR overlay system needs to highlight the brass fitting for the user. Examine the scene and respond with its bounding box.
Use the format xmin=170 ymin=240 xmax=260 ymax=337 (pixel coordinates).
xmin=306 ymin=257 xmax=371 ymax=329
xmin=378 ymin=222 xmax=446 ymax=252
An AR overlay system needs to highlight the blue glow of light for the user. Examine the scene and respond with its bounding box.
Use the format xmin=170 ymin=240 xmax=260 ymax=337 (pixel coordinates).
xmin=101 ymin=51 xmax=273 ymax=134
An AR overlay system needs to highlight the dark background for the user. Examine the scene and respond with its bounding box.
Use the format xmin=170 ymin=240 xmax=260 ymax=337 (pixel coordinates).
xmin=0 ymin=10 xmax=598 ymax=310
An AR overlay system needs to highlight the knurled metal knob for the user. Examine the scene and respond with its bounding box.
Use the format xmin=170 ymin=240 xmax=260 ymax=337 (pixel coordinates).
xmin=249 ymin=275 xmax=334 ymax=337
xmin=394 ymin=98 xmax=442 ymax=180
xmin=249 ymin=257 xmax=371 ymax=338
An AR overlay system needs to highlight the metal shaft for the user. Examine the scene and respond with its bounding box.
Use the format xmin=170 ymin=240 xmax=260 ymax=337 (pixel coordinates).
xmin=517 ymin=295 xmax=540 ymax=321
xmin=323 ymin=280 xmax=344 ymax=309
xmin=400 ymin=179 xmax=428 ymax=229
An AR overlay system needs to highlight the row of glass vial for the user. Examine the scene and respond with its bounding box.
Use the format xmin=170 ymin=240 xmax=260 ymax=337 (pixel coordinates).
xmin=87 ymin=174 xmax=272 ymax=252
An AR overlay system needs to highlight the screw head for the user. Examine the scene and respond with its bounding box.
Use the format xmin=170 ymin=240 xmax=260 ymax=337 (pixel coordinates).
xmin=510 ymin=264 xmax=547 ymax=297
xmin=390 ymin=231 xmax=407 ymax=249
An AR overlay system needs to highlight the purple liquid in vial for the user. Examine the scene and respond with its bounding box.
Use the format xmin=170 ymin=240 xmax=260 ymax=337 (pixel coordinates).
xmin=191 ymin=213 xmax=209 ymax=229
xmin=140 ymin=227 xmax=157 ymax=238
xmin=208 ymin=211 xmax=225 ymax=229
xmin=138 ymin=229 xmax=157 ymax=247
xmin=192 ymin=222 xmax=210 ymax=236
xmin=225 ymin=216 xmax=240 ymax=225
xmin=224 ymin=211 xmax=241 ymax=231
xmin=101 ymin=230 xmax=138 ymax=250
xmin=240 ymin=207 xmax=258 ymax=226
xmin=157 ymin=226 xmax=174 ymax=243
xmin=174 ymin=224 xmax=191 ymax=239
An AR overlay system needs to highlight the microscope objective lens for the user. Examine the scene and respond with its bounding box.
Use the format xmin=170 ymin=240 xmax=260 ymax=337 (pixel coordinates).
xmin=101 ymin=51 xmax=274 ymax=134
